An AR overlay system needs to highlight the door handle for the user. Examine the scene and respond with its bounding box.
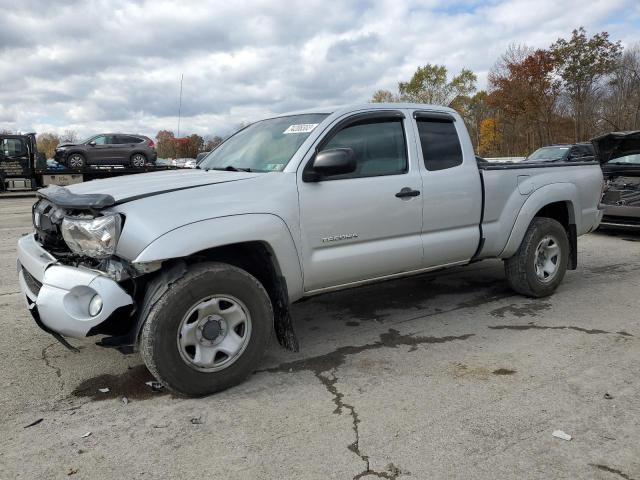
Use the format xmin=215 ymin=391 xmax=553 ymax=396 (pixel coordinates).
xmin=395 ymin=187 xmax=421 ymax=198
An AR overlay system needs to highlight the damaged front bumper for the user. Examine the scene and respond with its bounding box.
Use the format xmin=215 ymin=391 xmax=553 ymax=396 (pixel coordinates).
xmin=17 ymin=234 xmax=133 ymax=340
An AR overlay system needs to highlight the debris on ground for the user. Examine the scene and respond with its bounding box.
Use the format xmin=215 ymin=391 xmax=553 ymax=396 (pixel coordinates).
xmin=66 ymin=468 xmax=78 ymax=476
xmin=604 ymin=393 xmax=613 ymax=400
xmin=145 ymin=381 xmax=164 ymax=392
xmin=23 ymin=418 xmax=43 ymax=429
xmin=98 ymin=388 xmax=110 ymax=393
xmin=121 ymin=396 xmax=129 ymax=406
xmin=81 ymin=432 xmax=92 ymax=438
xmin=552 ymin=430 xmax=572 ymax=441
xmin=152 ymin=424 xmax=168 ymax=429
xmin=77 ymin=449 xmax=85 ymax=454
xmin=190 ymin=416 xmax=203 ymax=425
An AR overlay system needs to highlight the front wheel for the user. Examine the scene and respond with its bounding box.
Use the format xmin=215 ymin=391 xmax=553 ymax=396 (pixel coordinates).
xmin=504 ymin=217 xmax=569 ymax=297
xmin=139 ymin=262 xmax=273 ymax=396
xmin=67 ymin=153 xmax=85 ymax=169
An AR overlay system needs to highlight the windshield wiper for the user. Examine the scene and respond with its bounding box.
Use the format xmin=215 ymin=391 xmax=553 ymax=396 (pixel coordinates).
xmin=210 ymin=165 xmax=252 ymax=172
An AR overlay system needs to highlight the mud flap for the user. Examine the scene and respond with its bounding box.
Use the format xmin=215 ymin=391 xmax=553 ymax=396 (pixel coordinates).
xmin=568 ymin=224 xmax=577 ymax=270
xmin=273 ymin=276 xmax=299 ymax=352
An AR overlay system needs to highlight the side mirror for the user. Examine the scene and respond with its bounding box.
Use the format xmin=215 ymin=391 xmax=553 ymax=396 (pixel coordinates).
xmin=303 ymin=148 xmax=356 ymax=182
xmin=88 ymin=141 xmax=96 ymax=146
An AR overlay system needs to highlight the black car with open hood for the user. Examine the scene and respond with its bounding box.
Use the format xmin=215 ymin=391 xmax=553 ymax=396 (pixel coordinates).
xmin=592 ymin=131 xmax=640 ymax=229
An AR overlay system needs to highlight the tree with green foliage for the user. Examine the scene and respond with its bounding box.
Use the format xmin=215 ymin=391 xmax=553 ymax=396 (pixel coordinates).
xmin=370 ymin=64 xmax=477 ymax=108
xmin=370 ymin=89 xmax=396 ymax=103
xmin=550 ymin=27 xmax=622 ymax=141
xmin=155 ymin=130 xmax=176 ymax=159
xmin=397 ymin=64 xmax=477 ymax=107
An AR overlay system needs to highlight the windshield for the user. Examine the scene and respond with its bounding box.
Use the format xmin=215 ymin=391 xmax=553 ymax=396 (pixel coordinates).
xmin=526 ymin=146 xmax=569 ymax=162
xmin=607 ymin=153 xmax=640 ymax=165
xmin=199 ymin=113 xmax=329 ymax=172
xmin=78 ymin=135 xmax=95 ymax=145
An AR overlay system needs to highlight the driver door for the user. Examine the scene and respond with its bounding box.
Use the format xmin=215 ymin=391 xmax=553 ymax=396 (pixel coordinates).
xmin=87 ymin=135 xmax=112 ymax=164
xmin=297 ymin=111 xmax=424 ymax=293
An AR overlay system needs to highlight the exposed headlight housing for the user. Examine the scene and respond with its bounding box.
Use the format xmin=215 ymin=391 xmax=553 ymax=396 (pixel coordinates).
xmin=61 ymin=214 xmax=122 ymax=258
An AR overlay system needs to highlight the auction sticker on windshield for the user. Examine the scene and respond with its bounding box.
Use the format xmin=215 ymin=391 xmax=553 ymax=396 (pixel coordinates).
xmin=283 ymin=124 xmax=318 ymax=134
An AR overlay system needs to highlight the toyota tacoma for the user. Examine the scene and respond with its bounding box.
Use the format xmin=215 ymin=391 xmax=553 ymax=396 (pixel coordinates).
xmin=17 ymin=104 xmax=605 ymax=396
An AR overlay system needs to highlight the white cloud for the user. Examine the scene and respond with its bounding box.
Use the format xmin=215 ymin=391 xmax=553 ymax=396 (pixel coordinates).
xmin=0 ymin=0 xmax=638 ymax=138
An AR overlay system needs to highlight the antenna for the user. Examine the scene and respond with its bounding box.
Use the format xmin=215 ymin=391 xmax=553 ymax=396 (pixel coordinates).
xmin=177 ymin=73 xmax=184 ymax=138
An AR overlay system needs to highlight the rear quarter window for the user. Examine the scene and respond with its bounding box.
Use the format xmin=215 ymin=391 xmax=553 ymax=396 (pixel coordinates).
xmin=417 ymin=120 xmax=463 ymax=171
xmin=117 ymin=135 xmax=143 ymax=144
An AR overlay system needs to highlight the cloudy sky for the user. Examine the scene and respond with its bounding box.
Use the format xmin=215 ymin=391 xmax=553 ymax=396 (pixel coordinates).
xmin=1 ymin=0 xmax=639 ymax=139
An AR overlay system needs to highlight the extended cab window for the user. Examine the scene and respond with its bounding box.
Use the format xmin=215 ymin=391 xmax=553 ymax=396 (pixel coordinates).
xmin=417 ymin=119 xmax=463 ymax=171
xmin=320 ymin=119 xmax=407 ymax=179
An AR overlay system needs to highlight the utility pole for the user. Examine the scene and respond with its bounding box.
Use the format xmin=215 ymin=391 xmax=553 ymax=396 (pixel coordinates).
xmin=177 ymin=73 xmax=184 ymax=138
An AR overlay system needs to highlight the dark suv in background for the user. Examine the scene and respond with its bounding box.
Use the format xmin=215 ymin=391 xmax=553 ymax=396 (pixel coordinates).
xmin=55 ymin=134 xmax=157 ymax=169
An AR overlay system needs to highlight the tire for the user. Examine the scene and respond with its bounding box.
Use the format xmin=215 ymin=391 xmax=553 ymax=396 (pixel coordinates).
xmin=140 ymin=262 xmax=273 ymax=396
xmin=504 ymin=217 xmax=569 ymax=298
xmin=67 ymin=153 xmax=85 ymax=169
xmin=130 ymin=153 xmax=146 ymax=168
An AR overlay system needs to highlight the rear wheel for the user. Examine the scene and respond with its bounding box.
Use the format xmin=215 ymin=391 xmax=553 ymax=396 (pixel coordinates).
xmin=139 ymin=262 xmax=273 ymax=396
xmin=131 ymin=153 xmax=146 ymax=168
xmin=504 ymin=217 xmax=569 ymax=297
xmin=67 ymin=153 xmax=85 ymax=169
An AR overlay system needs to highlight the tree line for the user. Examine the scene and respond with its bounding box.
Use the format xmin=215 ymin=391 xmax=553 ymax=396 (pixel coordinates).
xmin=372 ymin=27 xmax=640 ymax=157
xmin=21 ymin=27 xmax=639 ymax=160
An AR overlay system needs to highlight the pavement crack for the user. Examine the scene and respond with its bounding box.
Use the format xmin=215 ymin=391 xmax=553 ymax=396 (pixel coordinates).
xmin=317 ymin=369 xmax=405 ymax=480
xmin=487 ymin=323 xmax=631 ymax=336
xmin=0 ymin=291 xmax=20 ymax=297
xmin=590 ymin=464 xmax=636 ymax=480
xmin=264 ymin=328 xmax=470 ymax=479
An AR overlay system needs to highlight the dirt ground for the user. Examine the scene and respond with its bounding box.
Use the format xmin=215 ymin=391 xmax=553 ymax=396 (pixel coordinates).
xmin=0 ymin=196 xmax=639 ymax=479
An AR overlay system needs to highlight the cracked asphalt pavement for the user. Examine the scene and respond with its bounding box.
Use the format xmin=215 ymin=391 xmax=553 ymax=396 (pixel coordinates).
xmin=1 ymin=196 xmax=639 ymax=479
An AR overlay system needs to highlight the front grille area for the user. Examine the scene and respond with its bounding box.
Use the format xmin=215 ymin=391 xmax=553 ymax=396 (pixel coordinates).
xmin=22 ymin=267 xmax=42 ymax=296
xmin=32 ymin=199 xmax=69 ymax=255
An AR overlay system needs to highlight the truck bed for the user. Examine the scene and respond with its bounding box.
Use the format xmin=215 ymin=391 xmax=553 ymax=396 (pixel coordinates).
xmin=477 ymin=160 xmax=604 ymax=259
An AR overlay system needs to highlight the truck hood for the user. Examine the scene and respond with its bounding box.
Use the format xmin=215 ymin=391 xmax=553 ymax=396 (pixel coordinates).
xmin=592 ymin=131 xmax=640 ymax=163
xmin=38 ymin=169 xmax=261 ymax=208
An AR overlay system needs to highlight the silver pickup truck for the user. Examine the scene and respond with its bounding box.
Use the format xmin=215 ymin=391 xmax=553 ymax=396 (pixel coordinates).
xmin=17 ymin=104 xmax=604 ymax=396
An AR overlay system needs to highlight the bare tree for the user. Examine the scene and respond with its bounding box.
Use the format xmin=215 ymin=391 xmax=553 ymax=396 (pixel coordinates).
xmin=601 ymin=44 xmax=640 ymax=131
xmin=61 ymin=129 xmax=79 ymax=143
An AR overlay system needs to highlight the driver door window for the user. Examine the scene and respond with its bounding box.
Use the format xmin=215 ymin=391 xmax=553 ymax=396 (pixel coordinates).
xmin=319 ymin=120 xmax=407 ymax=179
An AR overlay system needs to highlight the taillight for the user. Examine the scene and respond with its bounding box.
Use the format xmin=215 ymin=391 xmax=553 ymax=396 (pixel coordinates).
xmin=147 ymin=139 xmax=155 ymax=149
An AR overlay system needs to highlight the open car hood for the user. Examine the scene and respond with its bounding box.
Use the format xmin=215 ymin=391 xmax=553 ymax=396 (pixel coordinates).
xmin=591 ymin=131 xmax=640 ymax=164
